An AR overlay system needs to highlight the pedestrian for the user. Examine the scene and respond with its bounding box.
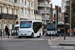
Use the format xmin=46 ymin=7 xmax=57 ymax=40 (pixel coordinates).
xmin=72 ymin=28 xmax=75 ymax=36
xmin=61 ymin=29 xmax=64 ymax=37
xmin=44 ymin=29 xmax=47 ymax=35
xmin=5 ymin=26 xmax=10 ymax=38
xmin=67 ymin=29 xmax=70 ymax=36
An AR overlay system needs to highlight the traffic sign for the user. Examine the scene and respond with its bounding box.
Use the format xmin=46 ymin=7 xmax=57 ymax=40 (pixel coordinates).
xmin=53 ymin=17 xmax=56 ymax=20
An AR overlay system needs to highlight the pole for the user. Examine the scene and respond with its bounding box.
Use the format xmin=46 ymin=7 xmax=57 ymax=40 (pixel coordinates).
xmin=35 ymin=10 xmax=36 ymax=20
xmin=1 ymin=6 xmax=2 ymax=39
xmin=1 ymin=21 xmax=3 ymax=39
xmin=64 ymin=13 xmax=66 ymax=40
xmin=1 ymin=30 xmax=2 ymax=39
xmin=16 ymin=27 xmax=17 ymax=37
xmin=70 ymin=0 xmax=72 ymax=37
xmin=56 ymin=10 xmax=58 ymax=37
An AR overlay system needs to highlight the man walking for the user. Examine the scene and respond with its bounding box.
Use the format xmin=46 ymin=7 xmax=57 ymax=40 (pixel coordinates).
xmin=5 ymin=26 xmax=10 ymax=38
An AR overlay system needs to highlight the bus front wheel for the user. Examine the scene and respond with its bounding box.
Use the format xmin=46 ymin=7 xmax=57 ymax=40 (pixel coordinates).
xmin=31 ymin=33 xmax=34 ymax=38
xmin=18 ymin=36 xmax=21 ymax=38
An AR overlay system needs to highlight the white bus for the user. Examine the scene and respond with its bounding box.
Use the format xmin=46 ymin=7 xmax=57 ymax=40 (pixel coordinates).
xmin=18 ymin=20 xmax=42 ymax=38
xmin=46 ymin=22 xmax=57 ymax=36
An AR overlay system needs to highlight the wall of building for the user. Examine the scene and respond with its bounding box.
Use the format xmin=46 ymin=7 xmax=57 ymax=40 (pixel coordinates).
xmin=37 ymin=0 xmax=51 ymax=25
xmin=0 ymin=0 xmax=20 ymax=36
xmin=19 ymin=0 xmax=35 ymax=20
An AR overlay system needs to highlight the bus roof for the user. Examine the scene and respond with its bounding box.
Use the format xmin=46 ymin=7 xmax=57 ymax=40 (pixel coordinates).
xmin=20 ymin=20 xmax=42 ymax=22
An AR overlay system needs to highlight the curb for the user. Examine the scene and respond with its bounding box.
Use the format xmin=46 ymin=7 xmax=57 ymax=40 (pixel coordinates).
xmin=59 ymin=44 xmax=75 ymax=46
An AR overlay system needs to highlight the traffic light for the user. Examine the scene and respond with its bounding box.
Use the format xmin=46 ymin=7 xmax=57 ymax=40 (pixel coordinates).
xmin=64 ymin=13 xmax=69 ymax=23
xmin=65 ymin=13 xmax=68 ymax=15
xmin=65 ymin=17 xmax=69 ymax=23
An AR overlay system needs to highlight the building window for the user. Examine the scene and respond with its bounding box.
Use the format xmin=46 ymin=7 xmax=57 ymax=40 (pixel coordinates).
xmin=28 ymin=2 xmax=30 ymax=7
xmin=9 ymin=0 xmax=11 ymax=2
xmin=25 ymin=0 xmax=26 ymax=6
xmin=28 ymin=10 xmax=30 ymax=17
xmin=31 ymin=3 xmax=33 ymax=7
xmin=0 ymin=6 xmax=2 ymax=13
xmin=31 ymin=11 xmax=33 ymax=15
xmin=14 ymin=0 xmax=17 ymax=3
xmin=20 ymin=0 xmax=23 ymax=5
xmin=7 ymin=8 xmax=8 ymax=14
xmin=25 ymin=9 xmax=26 ymax=14
xmin=9 ymin=0 xmax=13 ymax=2
xmin=16 ymin=9 xmax=18 ymax=15
xmin=12 ymin=9 xmax=13 ymax=14
xmin=20 ymin=8 xmax=24 ymax=15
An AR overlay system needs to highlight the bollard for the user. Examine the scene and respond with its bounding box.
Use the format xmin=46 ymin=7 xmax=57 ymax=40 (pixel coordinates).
xmin=8 ymin=32 xmax=10 ymax=39
xmin=16 ymin=29 xmax=17 ymax=37
xmin=50 ymin=33 xmax=51 ymax=40
xmin=50 ymin=36 xmax=51 ymax=40
xmin=1 ymin=30 xmax=2 ymax=39
xmin=53 ymin=35 xmax=54 ymax=39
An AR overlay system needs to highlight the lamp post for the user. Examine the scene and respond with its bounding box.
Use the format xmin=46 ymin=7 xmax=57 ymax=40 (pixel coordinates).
xmin=34 ymin=10 xmax=37 ymax=20
xmin=69 ymin=0 xmax=72 ymax=37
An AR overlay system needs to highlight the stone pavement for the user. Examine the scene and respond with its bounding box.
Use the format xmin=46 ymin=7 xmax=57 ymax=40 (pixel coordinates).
xmin=49 ymin=37 xmax=75 ymax=46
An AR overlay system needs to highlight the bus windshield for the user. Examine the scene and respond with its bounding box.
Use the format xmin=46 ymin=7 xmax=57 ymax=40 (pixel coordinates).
xmin=47 ymin=23 xmax=54 ymax=30
xmin=20 ymin=21 xmax=32 ymax=28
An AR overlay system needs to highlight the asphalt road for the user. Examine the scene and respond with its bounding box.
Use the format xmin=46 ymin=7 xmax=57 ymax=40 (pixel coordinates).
xmin=0 ymin=36 xmax=75 ymax=50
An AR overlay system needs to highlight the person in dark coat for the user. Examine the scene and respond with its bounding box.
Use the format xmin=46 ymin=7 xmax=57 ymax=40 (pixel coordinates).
xmin=5 ymin=26 xmax=10 ymax=38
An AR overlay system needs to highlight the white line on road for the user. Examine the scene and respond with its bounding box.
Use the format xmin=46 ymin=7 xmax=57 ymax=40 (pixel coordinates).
xmin=50 ymin=46 xmax=75 ymax=50
xmin=48 ymin=39 xmax=52 ymax=46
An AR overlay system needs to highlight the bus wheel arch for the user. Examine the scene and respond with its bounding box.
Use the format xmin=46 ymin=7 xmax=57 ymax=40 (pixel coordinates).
xmin=31 ymin=33 xmax=34 ymax=38
xmin=37 ymin=33 xmax=41 ymax=38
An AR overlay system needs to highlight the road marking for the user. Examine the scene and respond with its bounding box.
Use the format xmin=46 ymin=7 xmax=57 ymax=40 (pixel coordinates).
xmin=51 ymin=37 xmax=60 ymax=40
xmin=48 ymin=39 xmax=52 ymax=46
xmin=50 ymin=46 xmax=75 ymax=50
xmin=63 ymin=46 xmax=75 ymax=49
xmin=48 ymin=37 xmax=60 ymax=46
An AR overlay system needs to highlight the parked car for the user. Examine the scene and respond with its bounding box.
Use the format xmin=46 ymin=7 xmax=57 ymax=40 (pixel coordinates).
xmin=11 ymin=24 xmax=19 ymax=36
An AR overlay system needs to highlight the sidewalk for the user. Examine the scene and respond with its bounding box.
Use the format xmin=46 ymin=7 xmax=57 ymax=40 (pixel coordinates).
xmin=50 ymin=37 xmax=75 ymax=46
xmin=0 ymin=36 xmax=15 ymax=40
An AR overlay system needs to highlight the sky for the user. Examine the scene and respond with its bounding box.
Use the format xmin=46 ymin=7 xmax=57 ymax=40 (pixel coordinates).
xmin=51 ymin=0 xmax=62 ymax=8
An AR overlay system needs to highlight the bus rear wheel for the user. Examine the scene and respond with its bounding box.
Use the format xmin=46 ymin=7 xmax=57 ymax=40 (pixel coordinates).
xmin=37 ymin=33 xmax=41 ymax=38
xmin=18 ymin=36 xmax=21 ymax=38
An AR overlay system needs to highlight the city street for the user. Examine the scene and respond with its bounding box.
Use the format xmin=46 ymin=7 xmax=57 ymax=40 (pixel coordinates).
xmin=0 ymin=36 xmax=75 ymax=50
xmin=0 ymin=0 xmax=75 ymax=50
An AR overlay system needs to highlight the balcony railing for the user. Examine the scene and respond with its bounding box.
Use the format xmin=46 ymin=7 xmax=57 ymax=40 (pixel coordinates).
xmin=0 ymin=0 xmax=20 ymax=7
xmin=39 ymin=10 xmax=51 ymax=14
xmin=38 ymin=3 xmax=50 ymax=7
xmin=0 ymin=13 xmax=18 ymax=19
xmin=42 ymin=17 xmax=50 ymax=20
